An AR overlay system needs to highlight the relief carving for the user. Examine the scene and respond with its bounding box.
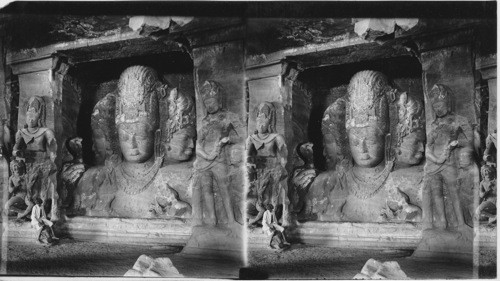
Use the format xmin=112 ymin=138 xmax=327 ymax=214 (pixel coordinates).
xmin=246 ymin=102 xmax=290 ymax=226
xmin=12 ymin=96 xmax=59 ymax=221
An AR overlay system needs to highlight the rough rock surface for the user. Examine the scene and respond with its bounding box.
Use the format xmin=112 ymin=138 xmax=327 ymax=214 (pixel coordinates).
xmin=353 ymin=258 xmax=409 ymax=279
xmin=124 ymin=254 xmax=183 ymax=277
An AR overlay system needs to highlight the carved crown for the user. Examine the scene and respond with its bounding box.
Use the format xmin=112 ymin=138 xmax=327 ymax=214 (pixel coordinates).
xmin=115 ymin=66 xmax=161 ymax=129
xmin=345 ymin=70 xmax=390 ymax=132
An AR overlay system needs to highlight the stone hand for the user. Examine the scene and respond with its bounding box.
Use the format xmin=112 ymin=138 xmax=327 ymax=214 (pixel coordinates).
xmin=448 ymin=140 xmax=458 ymax=149
xmin=219 ymin=137 xmax=230 ymax=146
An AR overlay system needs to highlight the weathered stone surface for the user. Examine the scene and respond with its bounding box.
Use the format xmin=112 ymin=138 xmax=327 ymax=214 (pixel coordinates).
xmin=412 ymin=227 xmax=474 ymax=263
xmin=354 ymin=18 xmax=418 ymax=41
xmin=125 ymin=255 xmax=183 ymax=277
xmin=353 ymin=258 xmax=409 ymax=279
xmin=132 ymin=254 xmax=154 ymax=272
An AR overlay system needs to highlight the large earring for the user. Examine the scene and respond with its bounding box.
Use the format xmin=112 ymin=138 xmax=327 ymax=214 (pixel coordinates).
xmin=154 ymin=129 xmax=164 ymax=159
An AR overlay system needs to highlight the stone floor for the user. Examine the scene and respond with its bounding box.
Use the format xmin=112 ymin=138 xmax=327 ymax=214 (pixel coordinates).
xmin=0 ymin=239 xmax=496 ymax=279
xmin=247 ymin=244 xmax=497 ymax=279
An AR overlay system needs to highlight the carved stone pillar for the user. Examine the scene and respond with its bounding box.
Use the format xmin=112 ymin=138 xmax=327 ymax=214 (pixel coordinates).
xmin=181 ymin=23 xmax=246 ymax=261
xmin=476 ymin=54 xmax=497 ymax=135
xmin=246 ymin=60 xmax=301 ymax=172
xmin=412 ymin=29 xmax=478 ymax=264
xmin=9 ymin=55 xmax=70 ymax=167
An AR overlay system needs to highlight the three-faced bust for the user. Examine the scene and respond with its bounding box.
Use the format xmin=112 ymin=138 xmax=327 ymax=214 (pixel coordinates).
xmin=345 ymin=70 xmax=391 ymax=168
xmin=115 ymin=65 xmax=161 ymax=164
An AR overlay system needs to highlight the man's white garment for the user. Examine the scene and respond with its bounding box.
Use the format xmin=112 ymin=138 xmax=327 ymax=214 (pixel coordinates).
xmin=262 ymin=209 xmax=284 ymax=236
xmin=31 ymin=204 xmax=53 ymax=230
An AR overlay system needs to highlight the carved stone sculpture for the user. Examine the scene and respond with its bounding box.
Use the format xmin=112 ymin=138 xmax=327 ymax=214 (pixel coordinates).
xmin=380 ymin=92 xmax=425 ymax=222
xmin=3 ymin=159 xmax=32 ymax=219
xmin=305 ymin=98 xmax=349 ymax=221
xmin=13 ymin=96 xmax=59 ymax=221
xmin=421 ymin=84 xmax=474 ymax=230
xmin=191 ymin=80 xmax=243 ymax=227
xmin=475 ymin=164 xmax=496 ymax=225
xmin=72 ymin=93 xmax=120 ymax=214
xmin=291 ymin=142 xmax=318 ymax=216
xmin=457 ymin=146 xmax=480 ymax=226
xmin=483 ymin=130 xmax=496 ymax=164
xmin=73 ymin=66 xmax=192 ymax=219
xmin=0 ymin=119 xmax=11 ymax=159
xmin=246 ymin=102 xmax=290 ymax=226
xmin=325 ymin=70 xmax=395 ymax=222
xmin=60 ymin=137 xmax=86 ymax=208
xmin=413 ymin=84 xmax=476 ymax=262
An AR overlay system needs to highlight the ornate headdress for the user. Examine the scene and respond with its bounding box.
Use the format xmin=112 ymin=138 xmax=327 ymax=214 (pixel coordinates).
xmin=25 ymin=96 xmax=46 ymax=127
xmin=257 ymin=101 xmax=277 ymax=133
xmin=91 ymin=93 xmax=119 ymax=155
xmin=322 ymin=98 xmax=349 ymax=158
xmin=200 ymin=80 xmax=223 ymax=102
xmin=396 ymin=92 xmax=425 ymax=146
xmin=165 ymin=89 xmax=196 ymax=142
xmin=115 ymin=66 xmax=161 ymax=129
xmin=345 ymin=70 xmax=390 ymax=133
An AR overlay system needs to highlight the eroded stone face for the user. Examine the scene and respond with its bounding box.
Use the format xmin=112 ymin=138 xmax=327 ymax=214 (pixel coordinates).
xmin=256 ymin=111 xmax=271 ymax=134
xmin=397 ymin=130 xmax=425 ymax=165
xmin=92 ymin=130 xmax=111 ymax=165
xmin=118 ymin=122 xmax=155 ymax=163
xmin=165 ymin=128 xmax=195 ymax=161
xmin=348 ymin=126 xmax=385 ymax=168
xmin=26 ymin=106 xmax=41 ymax=128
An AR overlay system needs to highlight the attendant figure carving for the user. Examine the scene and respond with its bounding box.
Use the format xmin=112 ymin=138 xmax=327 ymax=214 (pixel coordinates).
xmin=475 ymin=165 xmax=496 ymax=225
xmin=421 ymin=84 xmax=474 ymax=230
xmin=191 ymin=80 xmax=244 ymax=226
xmin=13 ymin=96 xmax=59 ymax=221
xmin=246 ymin=102 xmax=290 ymax=226
xmin=3 ymin=159 xmax=34 ymax=219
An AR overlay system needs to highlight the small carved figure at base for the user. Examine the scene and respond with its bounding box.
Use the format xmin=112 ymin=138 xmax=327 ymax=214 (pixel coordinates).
xmin=4 ymin=159 xmax=34 ymax=220
xmin=476 ymin=165 xmax=496 ymax=225
xmin=263 ymin=204 xmax=290 ymax=249
xmin=31 ymin=197 xmax=59 ymax=245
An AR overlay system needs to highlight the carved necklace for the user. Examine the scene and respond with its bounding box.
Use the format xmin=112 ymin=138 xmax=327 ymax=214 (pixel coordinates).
xmin=347 ymin=160 xmax=394 ymax=199
xmin=114 ymin=157 xmax=162 ymax=195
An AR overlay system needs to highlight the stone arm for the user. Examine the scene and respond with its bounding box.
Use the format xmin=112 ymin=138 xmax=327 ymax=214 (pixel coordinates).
xmin=483 ymin=133 xmax=496 ymax=162
xmin=44 ymin=129 xmax=58 ymax=163
xmin=8 ymin=177 xmax=15 ymax=195
xmin=245 ymin=137 xmax=256 ymax=169
xmin=227 ymin=115 xmax=245 ymax=145
xmin=425 ymin=129 xmax=452 ymax=164
xmin=275 ymin=134 xmax=288 ymax=168
xmin=12 ymin=130 xmax=24 ymax=157
xmin=195 ymin=128 xmax=222 ymax=161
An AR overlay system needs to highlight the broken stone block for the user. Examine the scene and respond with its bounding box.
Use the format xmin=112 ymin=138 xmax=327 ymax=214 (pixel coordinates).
xmin=354 ymin=18 xmax=418 ymax=41
xmin=125 ymin=255 xmax=183 ymax=277
xmin=353 ymin=258 xmax=409 ymax=279
xmin=128 ymin=16 xmax=172 ymax=31
xmin=149 ymin=257 xmax=183 ymax=277
xmin=123 ymin=269 xmax=142 ymax=277
xmin=132 ymin=254 xmax=154 ymax=272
